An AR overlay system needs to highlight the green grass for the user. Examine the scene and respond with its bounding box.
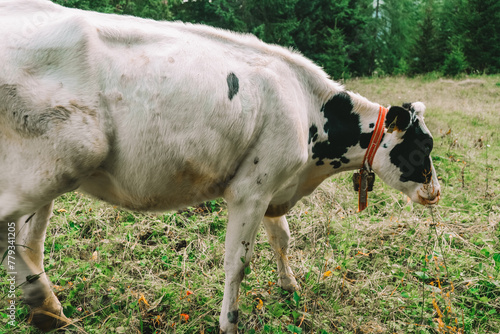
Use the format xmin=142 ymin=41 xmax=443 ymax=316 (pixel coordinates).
xmin=1 ymin=75 xmax=500 ymax=333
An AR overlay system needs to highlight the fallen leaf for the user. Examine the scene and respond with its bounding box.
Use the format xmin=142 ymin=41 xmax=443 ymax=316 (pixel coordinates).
xmin=138 ymin=293 xmax=150 ymax=307
xmin=256 ymin=298 xmax=263 ymax=310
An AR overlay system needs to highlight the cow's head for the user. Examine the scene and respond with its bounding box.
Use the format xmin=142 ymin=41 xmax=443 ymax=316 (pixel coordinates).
xmin=372 ymin=102 xmax=440 ymax=205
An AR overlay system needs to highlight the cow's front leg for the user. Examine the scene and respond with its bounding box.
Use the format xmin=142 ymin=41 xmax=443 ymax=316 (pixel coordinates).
xmin=219 ymin=198 xmax=269 ymax=334
xmin=262 ymin=216 xmax=298 ymax=292
xmin=10 ymin=203 xmax=70 ymax=332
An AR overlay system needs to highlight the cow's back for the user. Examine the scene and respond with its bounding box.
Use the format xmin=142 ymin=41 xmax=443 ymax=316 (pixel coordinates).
xmin=0 ymin=1 xmax=314 ymax=211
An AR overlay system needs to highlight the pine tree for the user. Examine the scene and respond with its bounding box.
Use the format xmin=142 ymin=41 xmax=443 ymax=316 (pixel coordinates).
xmin=247 ymin=0 xmax=298 ymax=46
xmin=464 ymin=0 xmax=500 ymax=72
xmin=436 ymin=0 xmax=469 ymax=74
xmin=410 ymin=0 xmax=441 ymax=74
xmin=292 ymin=0 xmax=350 ymax=78
xmin=293 ymin=0 xmax=374 ymax=78
xmin=377 ymin=0 xmax=420 ymax=75
xmin=346 ymin=0 xmax=377 ymax=76
xmin=52 ymin=0 xmax=172 ymax=19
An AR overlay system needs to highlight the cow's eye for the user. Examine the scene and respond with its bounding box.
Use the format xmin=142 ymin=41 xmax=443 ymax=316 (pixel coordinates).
xmin=424 ymin=142 xmax=433 ymax=155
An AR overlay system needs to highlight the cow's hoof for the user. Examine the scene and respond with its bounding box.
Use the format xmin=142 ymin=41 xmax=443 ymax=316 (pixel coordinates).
xmin=29 ymin=299 xmax=71 ymax=332
xmin=279 ymin=276 xmax=299 ymax=292
xmin=219 ymin=329 xmax=237 ymax=334
xmin=219 ymin=311 xmax=238 ymax=334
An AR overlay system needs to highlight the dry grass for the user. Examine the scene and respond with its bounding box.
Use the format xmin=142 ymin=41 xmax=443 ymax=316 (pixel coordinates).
xmin=1 ymin=75 xmax=499 ymax=333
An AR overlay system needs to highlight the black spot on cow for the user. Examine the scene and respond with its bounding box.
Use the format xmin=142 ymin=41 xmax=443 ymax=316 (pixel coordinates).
xmin=227 ymin=72 xmax=239 ymax=100
xmin=227 ymin=310 xmax=239 ymax=324
xmin=359 ymin=132 xmax=385 ymax=149
xmin=390 ymin=118 xmax=433 ymax=184
xmin=309 ymin=92 xmax=373 ymax=169
xmin=369 ymin=123 xmax=375 ymax=128
xmin=330 ymin=160 xmax=341 ymax=168
xmin=359 ymin=132 xmax=372 ymax=149
xmin=308 ymin=124 xmax=319 ymax=144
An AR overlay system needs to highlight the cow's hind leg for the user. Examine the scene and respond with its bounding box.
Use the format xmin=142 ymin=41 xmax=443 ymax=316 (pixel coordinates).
xmin=262 ymin=216 xmax=299 ymax=292
xmin=5 ymin=203 xmax=70 ymax=332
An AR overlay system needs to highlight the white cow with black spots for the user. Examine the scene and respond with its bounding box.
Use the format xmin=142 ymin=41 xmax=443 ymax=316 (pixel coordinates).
xmin=0 ymin=1 xmax=440 ymax=332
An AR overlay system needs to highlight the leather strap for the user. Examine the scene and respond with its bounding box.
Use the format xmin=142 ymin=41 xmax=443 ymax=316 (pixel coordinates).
xmin=358 ymin=106 xmax=388 ymax=212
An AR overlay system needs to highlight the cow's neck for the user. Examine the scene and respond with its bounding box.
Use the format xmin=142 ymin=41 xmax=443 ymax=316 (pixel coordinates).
xmin=308 ymin=90 xmax=384 ymax=175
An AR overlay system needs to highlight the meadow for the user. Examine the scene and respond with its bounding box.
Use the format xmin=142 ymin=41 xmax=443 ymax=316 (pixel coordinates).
xmin=1 ymin=75 xmax=499 ymax=333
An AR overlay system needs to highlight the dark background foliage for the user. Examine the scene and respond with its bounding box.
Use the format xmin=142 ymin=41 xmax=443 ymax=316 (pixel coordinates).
xmin=52 ymin=0 xmax=499 ymax=78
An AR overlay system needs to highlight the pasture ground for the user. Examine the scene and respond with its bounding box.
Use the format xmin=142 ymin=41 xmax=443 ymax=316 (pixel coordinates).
xmin=1 ymin=75 xmax=499 ymax=333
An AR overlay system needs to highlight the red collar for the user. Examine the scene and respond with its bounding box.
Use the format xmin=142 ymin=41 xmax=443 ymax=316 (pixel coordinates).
xmin=357 ymin=106 xmax=388 ymax=212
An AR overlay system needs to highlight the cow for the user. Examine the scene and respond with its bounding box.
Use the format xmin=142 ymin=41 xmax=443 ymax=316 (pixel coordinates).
xmin=0 ymin=1 xmax=440 ymax=332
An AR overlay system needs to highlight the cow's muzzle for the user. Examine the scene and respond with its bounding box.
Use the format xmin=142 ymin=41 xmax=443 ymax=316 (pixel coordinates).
xmin=417 ymin=189 xmax=440 ymax=205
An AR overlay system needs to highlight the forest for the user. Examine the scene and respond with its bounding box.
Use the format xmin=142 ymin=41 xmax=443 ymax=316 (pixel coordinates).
xmin=51 ymin=0 xmax=500 ymax=79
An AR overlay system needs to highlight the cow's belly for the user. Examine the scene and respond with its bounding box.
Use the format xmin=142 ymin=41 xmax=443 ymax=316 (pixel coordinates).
xmin=79 ymin=166 xmax=231 ymax=211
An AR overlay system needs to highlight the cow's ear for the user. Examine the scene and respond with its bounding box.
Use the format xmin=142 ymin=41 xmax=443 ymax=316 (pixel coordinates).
xmin=385 ymin=106 xmax=411 ymax=133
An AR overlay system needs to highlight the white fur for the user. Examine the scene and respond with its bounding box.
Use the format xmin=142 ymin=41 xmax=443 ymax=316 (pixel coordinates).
xmin=0 ymin=1 xmax=439 ymax=333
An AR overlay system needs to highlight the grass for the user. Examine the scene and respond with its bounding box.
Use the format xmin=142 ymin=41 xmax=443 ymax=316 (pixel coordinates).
xmin=1 ymin=75 xmax=500 ymax=333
